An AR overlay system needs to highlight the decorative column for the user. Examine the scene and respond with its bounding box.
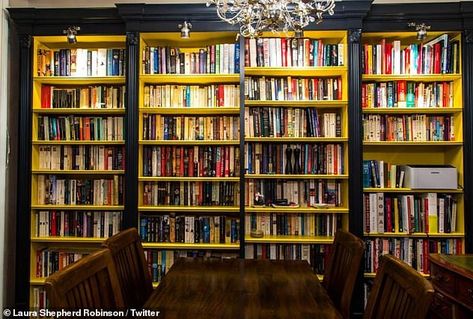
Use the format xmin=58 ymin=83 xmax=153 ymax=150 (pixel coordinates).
xmin=124 ymin=32 xmax=140 ymax=229
xmin=15 ymin=34 xmax=32 ymax=309
xmin=463 ymin=30 xmax=473 ymax=252
xmin=348 ymin=28 xmax=364 ymax=319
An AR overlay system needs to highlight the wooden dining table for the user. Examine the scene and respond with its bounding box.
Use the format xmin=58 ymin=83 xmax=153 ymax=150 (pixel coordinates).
xmin=143 ymin=258 xmax=342 ymax=319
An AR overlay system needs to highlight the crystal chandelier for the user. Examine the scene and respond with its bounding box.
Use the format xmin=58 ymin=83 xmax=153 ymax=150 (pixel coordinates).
xmin=206 ymin=0 xmax=336 ymax=38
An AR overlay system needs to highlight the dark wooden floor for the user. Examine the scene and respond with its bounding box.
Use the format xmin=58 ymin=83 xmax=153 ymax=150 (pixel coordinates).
xmin=144 ymin=258 xmax=342 ymax=319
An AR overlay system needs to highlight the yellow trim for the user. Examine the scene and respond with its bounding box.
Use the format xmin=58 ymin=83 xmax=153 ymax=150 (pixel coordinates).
xmin=139 ymin=140 xmax=239 ymax=145
xmin=245 ymin=235 xmax=334 ymax=244
xmin=245 ymin=100 xmax=348 ymax=107
xmin=31 ymin=205 xmax=124 ymax=210
xmin=139 ymin=176 xmax=240 ymax=182
xmin=140 ymin=74 xmax=239 ymax=84
xmin=364 ymin=232 xmax=465 ymax=238
xmin=245 ymin=67 xmax=347 ymax=77
xmin=245 ymin=137 xmax=348 ymax=142
xmin=139 ymin=107 xmax=240 ymax=115
xmin=363 ymin=188 xmax=463 ymax=193
xmin=245 ymin=174 xmax=348 ymax=179
xmin=362 ymin=74 xmax=461 ymax=81
xmin=33 ymin=108 xmax=125 ymax=115
xmin=362 ymin=108 xmax=462 ymax=114
xmin=139 ymin=206 xmax=240 ymax=212
xmin=245 ymin=207 xmax=349 ymax=213
xmin=141 ymin=243 xmax=240 ymax=249
xmin=30 ymin=278 xmax=46 ymax=285
xmin=33 ymin=76 xmax=125 ymax=85
xmin=363 ymin=141 xmax=463 ymax=146
xmin=30 ymin=237 xmax=106 ymax=243
xmin=32 ymin=140 xmax=125 ymax=145
xmin=32 ymin=170 xmax=124 ymax=175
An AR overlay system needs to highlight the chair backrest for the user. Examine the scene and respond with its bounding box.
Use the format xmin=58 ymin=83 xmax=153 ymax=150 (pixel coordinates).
xmin=323 ymin=230 xmax=364 ymax=319
xmin=363 ymin=254 xmax=434 ymax=319
xmin=45 ymin=248 xmax=125 ymax=310
xmin=102 ymin=227 xmax=153 ymax=308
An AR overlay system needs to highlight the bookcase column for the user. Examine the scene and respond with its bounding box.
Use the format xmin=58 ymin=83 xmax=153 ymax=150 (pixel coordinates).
xmin=348 ymin=29 xmax=363 ymax=236
xmin=463 ymin=29 xmax=473 ymax=252
xmin=124 ymin=31 xmax=140 ymax=229
xmin=15 ymin=33 xmax=32 ymax=309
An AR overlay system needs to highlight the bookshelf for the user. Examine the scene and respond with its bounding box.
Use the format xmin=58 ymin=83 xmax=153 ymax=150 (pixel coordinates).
xmin=29 ymin=35 xmax=126 ymax=309
xmin=243 ymin=31 xmax=349 ymax=275
xmin=361 ymin=31 xmax=465 ymax=278
xmin=138 ymin=32 xmax=242 ymax=285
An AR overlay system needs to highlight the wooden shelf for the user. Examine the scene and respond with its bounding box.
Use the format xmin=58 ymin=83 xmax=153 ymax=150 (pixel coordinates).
xmin=32 ymin=140 xmax=125 ymax=145
xmin=140 ymin=74 xmax=239 ymax=84
xmin=362 ymin=107 xmax=462 ymax=114
xmin=245 ymin=207 xmax=349 ymax=213
xmin=30 ymin=237 xmax=106 ymax=243
xmin=33 ymin=108 xmax=126 ymax=114
xmin=245 ymin=174 xmax=348 ymax=180
xmin=141 ymin=243 xmax=240 ymax=250
xmin=139 ymin=140 xmax=239 ymax=145
xmin=362 ymin=74 xmax=462 ymax=81
xmin=139 ymin=206 xmax=240 ymax=212
xmin=245 ymin=235 xmax=334 ymax=244
xmin=139 ymin=176 xmax=240 ymax=182
xmin=245 ymin=100 xmax=348 ymax=107
xmin=33 ymin=76 xmax=125 ymax=84
xmin=363 ymin=188 xmax=463 ymax=193
xmin=139 ymin=107 xmax=240 ymax=115
xmin=364 ymin=272 xmax=430 ymax=278
xmin=245 ymin=66 xmax=347 ymax=77
xmin=245 ymin=137 xmax=347 ymax=143
xmin=32 ymin=169 xmax=124 ymax=175
xmin=31 ymin=205 xmax=124 ymax=210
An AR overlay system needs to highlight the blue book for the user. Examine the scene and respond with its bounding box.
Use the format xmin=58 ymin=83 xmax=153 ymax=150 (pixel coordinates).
xmin=234 ymin=42 xmax=240 ymax=73
xmin=107 ymin=49 xmax=113 ymax=76
xmin=362 ymin=160 xmax=371 ymax=188
xmin=154 ymin=48 xmax=159 ymax=74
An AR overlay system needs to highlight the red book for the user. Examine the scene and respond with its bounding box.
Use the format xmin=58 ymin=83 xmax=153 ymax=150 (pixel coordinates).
xmin=218 ymin=84 xmax=224 ymax=106
xmin=83 ymin=117 xmax=91 ymax=140
xmin=244 ymin=38 xmax=250 ymax=67
xmin=41 ymin=85 xmax=51 ymax=108
xmin=188 ymin=147 xmax=194 ymax=176
xmin=180 ymin=147 xmax=185 ymax=177
xmin=224 ymin=146 xmax=230 ymax=177
xmin=385 ymin=43 xmax=393 ymax=74
xmin=281 ymin=38 xmax=287 ymax=67
xmin=433 ymin=43 xmax=441 ymax=74
xmin=423 ymin=240 xmax=429 ymax=274
xmin=51 ymin=210 xmax=57 ymax=236
xmin=417 ymin=44 xmax=423 ymax=74
xmin=381 ymin=39 xmax=386 ymax=74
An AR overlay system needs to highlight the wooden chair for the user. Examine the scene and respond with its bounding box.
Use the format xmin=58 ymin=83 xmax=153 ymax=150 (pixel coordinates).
xmin=102 ymin=228 xmax=153 ymax=308
xmin=45 ymin=248 xmax=125 ymax=310
xmin=363 ymin=254 xmax=434 ymax=319
xmin=323 ymin=230 xmax=364 ymax=319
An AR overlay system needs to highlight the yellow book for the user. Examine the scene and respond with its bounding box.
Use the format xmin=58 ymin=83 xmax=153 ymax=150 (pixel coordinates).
xmin=427 ymin=193 xmax=438 ymax=234
xmin=393 ymin=197 xmax=399 ymax=232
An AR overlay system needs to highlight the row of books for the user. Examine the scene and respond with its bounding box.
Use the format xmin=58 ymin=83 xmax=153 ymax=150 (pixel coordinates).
xmin=246 ymin=213 xmax=342 ymax=237
xmin=245 ymin=77 xmax=342 ymax=101
xmin=37 ymin=48 xmax=126 ymax=77
xmin=34 ymin=211 xmax=122 ymax=238
xmin=144 ymin=250 xmax=238 ymax=283
xmin=36 ymin=249 xmax=90 ymax=278
xmin=361 ymin=81 xmax=454 ymax=109
xmin=41 ymin=85 xmax=126 ymax=109
xmin=139 ymin=215 xmax=240 ymax=244
xmin=142 ymin=146 xmax=240 ymax=178
xmin=37 ymin=115 xmax=124 ymax=141
xmin=363 ymin=193 xmax=457 ymax=234
xmin=31 ymin=288 xmax=48 ymax=311
xmin=245 ymin=143 xmax=344 ymax=175
xmin=35 ymin=248 xmax=92 ymax=278
xmin=37 ymin=145 xmax=125 ymax=171
xmin=364 ymin=238 xmax=462 ymax=274
xmin=362 ymin=35 xmax=460 ymax=75
xmin=143 ymin=84 xmax=240 ymax=108
xmin=245 ymin=38 xmax=344 ymax=67
xmin=362 ymin=160 xmax=405 ymax=189
xmin=142 ymin=181 xmax=238 ymax=207
xmin=37 ymin=175 xmax=124 ymax=206
xmin=142 ymin=43 xmax=240 ymax=75
xmin=362 ymin=114 xmax=455 ymax=141
xmin=245 ymin=108 xmax=341 ymax=138
xmin=245 ymin=180 xmax=343 ymax=208
xmin=142 ymin=115 xmax=239 ymax=141
xmin=245 ymin=244 xmax=331 ymax=274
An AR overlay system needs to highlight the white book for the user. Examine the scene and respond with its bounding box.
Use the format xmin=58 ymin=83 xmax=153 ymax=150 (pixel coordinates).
xmin=338 ymin=43 xmax=344 ymax=66
xmin=393 ymin=40 xmax=401 ymax=74
xmin=377 ymin=192 xmax=385 ymax=233
xmin=369 ymin=193 xmax=378 ymax=233
xmin=97 ymin=48 xmax=107 ymax=76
